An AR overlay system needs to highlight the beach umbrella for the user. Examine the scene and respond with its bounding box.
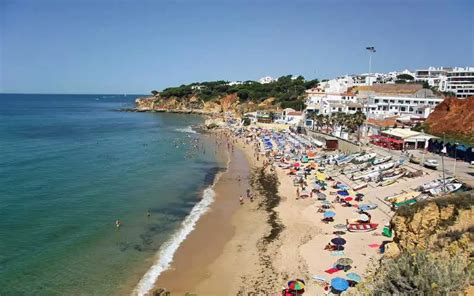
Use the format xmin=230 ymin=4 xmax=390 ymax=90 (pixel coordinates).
xmin=336 ymin=258 xmax=353 ymax=266
xmin=359 ymin=204 xmax=377 ymax=211
xmin=344 ymin=197 xmax=353 ymax=202
xmin=331 ymin=237 xmax=346 ymax=246
xmin=346 ymin=272 xmax=362 ymax=283
xmin=333 ymin=224 xmax=347 ymax=229
xmin=293 ymin=162 xmax=301 ymax=168
xmin=355 ymin=193 xmax=364 ymax=197
xmin=287 ymin=279 xmax=305 ymax=291
xmin=324 ymin=211 xmax=336 ymax=218
xmin=331 ymin=277 xmax=349 ymax=292
xmin=359 ymin=214 xmax=370 ymax=222
xmin=337 ymin=190 xmax=349 ymax=196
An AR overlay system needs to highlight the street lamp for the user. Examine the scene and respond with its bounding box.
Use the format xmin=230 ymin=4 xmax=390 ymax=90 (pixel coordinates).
xmin=366 ymin=46 xmax=376 ymax=75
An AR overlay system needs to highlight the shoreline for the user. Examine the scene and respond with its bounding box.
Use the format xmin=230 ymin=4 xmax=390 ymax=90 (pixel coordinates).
xmin=136 ymin=124 xmax=444 ymax=295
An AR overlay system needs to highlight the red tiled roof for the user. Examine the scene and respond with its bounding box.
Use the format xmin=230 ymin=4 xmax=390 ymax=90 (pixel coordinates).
xmin=287 ymin=111 xmax=303 ymax=116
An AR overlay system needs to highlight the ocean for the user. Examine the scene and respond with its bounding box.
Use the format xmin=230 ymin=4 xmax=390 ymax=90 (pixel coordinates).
xmin=0 ymin=94 xmax=226 ymax=295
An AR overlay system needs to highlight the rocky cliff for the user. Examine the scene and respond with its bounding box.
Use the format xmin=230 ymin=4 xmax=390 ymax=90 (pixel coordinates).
xmin=424 ymin=97 xmax=474 ymax=144
xmin=385 ymin=191 xmax=473 ymax=258
xmin=134 ymin=93 xmax=281 ymax=115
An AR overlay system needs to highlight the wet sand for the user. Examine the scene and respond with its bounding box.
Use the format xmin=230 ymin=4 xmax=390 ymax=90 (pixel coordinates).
xmin=153 ymin=142 xmax=257 ymax=294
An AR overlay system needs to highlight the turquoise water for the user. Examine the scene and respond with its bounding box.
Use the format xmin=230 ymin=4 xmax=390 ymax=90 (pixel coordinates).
xmin=0 ymin=94 xmax=225 ymax=295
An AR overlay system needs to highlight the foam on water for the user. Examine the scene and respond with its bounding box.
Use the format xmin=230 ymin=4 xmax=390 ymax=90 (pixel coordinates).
xmin=133 ymin=186 xmax=216 ymax=296
xmin=175 ymin=126 xmax=197 ymax=134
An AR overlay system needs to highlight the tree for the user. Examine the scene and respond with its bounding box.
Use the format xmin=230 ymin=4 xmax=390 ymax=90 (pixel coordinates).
xmin=151 ymin=90 xmax=159 ymax=96
xmin=396 ymin=74 xmax=414 ymax=81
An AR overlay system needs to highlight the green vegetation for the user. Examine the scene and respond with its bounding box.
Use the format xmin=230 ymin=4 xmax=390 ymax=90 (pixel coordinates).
xmin=351 ymin=250 xmax=472 ymax=295
xmin=157 ymin=75 xmax=319 ymax=109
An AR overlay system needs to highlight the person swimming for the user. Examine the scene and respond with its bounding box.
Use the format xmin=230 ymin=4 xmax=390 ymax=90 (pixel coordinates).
xmin=115 ymin=219 xmax=121 ymax=228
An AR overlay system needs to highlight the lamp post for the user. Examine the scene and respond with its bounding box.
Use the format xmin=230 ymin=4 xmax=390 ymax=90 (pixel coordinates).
xmin=366 ymin=46 xmax=376 ymax=77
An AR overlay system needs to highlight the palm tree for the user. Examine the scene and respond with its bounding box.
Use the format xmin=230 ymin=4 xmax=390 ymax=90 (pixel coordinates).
xmin=352 ymin=111 xmax=367 ymax=141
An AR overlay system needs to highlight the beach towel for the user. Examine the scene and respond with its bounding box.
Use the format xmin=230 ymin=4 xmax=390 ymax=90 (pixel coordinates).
xmin=368 ymin=243 xmax=380 ymax=249
xmin=324 ymin=267 xmax=340 ymax=274
xmin=312 ymin=275 xmax=326 ymax=282
xmin=330 ymin=251 xmax=345 ymax=256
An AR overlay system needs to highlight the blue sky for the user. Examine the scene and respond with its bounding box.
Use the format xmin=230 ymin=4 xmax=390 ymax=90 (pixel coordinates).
xmin=1 ymin=0 xmax=473 ymax=94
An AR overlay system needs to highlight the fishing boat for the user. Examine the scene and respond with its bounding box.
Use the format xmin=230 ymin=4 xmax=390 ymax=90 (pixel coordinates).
xmin=393 ymin=198 xmax=417 ymax=209
xmin=372 ymin=155 xmax=392 ymax=165
xmin=342 ymin=162 xmax=370 ymax=175
xmin=379 ymin=179 xmax=397 ymax=187
xmin=429 ymin=183 xmax=463 ymax=196
xmin=409 ymin=155 xmax=422 ymax=164
xmin=385 ymin=191 xmax=422 ymax=203
xmin=353 ymin=182 xmax=368 ymax=191
xmin=381 ymin=169 xmax=405 ymax=181
xmin=353 ymin=153 xmax=377 ymax=163
xmin=352 ymin=161 xmax=394 ymax=180
xmin=335 ymin=153 xmax=358 ymax=165
xmin=347 ymin=223 xmax=378 ymax=232
xmin=423 ymin=159 xmax=439 ymax=170
xmin=419 ymin=177 xmax=455 ymax=192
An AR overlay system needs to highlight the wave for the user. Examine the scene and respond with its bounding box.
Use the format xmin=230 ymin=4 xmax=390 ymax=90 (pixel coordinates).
xmin=133 ymin=186 xmax=216 ymax=296
xmin=175 ymin=126 xmax=197 ymax=134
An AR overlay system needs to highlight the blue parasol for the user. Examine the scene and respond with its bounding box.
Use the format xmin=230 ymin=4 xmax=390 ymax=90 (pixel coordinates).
xmin=331 ymin=237 xmax=346 ymax=245
xmin=331 ymin=277 xmax=349 ymax=291
xmin=346 ymin=272 xmax=362 ymax=283
xmin=324 ymin=211 xmax=336 ymax=218
xmin=337 ymin=190 xmax=349 ymax=196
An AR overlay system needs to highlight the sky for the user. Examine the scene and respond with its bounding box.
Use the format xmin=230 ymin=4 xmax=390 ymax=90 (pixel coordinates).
xmin=1 ymin=0 xmax=473 ymax=94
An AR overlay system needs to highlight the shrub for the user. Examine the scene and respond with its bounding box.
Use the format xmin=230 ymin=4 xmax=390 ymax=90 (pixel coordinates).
xmin=350 ymin=250 xmax=472 ymax=295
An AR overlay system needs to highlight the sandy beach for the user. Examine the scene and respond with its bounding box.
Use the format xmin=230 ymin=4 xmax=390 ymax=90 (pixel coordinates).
xmin=147 ymin=127 xmax=444 ymax=295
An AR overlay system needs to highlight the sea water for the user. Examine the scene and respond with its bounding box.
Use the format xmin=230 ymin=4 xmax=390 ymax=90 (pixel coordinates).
xmin=0 ymin=94 xmax=225 ymax=295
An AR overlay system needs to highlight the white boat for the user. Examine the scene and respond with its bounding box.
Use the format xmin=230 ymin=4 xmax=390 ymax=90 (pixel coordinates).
xmin=372 ymin=155 xmax=392 ymax=165
xmin=336 ymin=154 xmax=359 ymax=165
xmin=429 ymin=183 xmax=463 ymax=196
xmin=353 ymin=153 xmax=377 ymax=163
xmin=420 ymin=177 xmax=456 ymax=192
xmin=341 ymin=163 xmax=369 ymax=175
xmin=423 ymin=159 xmax=439 ymax=170
xmin=352 ymin=170 xmax=380 ymax=181
xmin=382 ymin=168 xmax=405 ymax=181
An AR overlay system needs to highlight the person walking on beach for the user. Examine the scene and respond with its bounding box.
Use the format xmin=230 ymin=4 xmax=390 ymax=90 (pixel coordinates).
xmin=239 ymin=195 xmax=244 ymax=205
xmin=246 ymin=188 xmax=251 ymax=198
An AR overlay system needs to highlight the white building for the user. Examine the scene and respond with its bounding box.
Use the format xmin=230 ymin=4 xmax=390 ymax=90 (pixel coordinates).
xmin=439 ymin=67 xmax=474 ymax=98
xmin=281 ymin=108 xmax=304 ymax=125
xmin=363 ymin=88 xmax=443 ymax=119
xmin=258 ymin=76 xmax=276 ymax=84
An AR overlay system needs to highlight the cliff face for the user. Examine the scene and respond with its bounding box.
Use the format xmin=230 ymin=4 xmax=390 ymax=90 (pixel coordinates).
xmin=134 ymin=93 xmax=274 ymax=115
xmin=384 ymin=192 xmax=473 ymax=258
xmin=424 ymin=97 xmax=474 ymax=143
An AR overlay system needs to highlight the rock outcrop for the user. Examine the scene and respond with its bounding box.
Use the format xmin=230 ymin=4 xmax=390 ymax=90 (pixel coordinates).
xmin=424 ymin=97 xmax=474 ymax=143
xmin=384 ymin=191 xmax=473 ymax=258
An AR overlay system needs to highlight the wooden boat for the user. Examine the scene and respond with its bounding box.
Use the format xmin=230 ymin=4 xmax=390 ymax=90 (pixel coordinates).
xmin=352 ymin=170 xmax=380 ymax=181
xmin=393 ymin=198 xmax=417 ymax=209
xmin=385 ymin=191 xmax=422 ymax=203
xmin=423 ymin=159 xmax=439 ymax=170
xmin=353 ymin=153 xmax=377 ymax=163
xmin=379 ymin=179 xmax=397 ymax=187
xmin=373 ymin=155 xmax=392 ymax=165
xmin=420 ymin=177 xmax=455 ymax=192
xmin=342 ymin=163 xmax=369 ymax=175
xmin=382 ymin=169 xmax=405 ymax=181
xmin=429 ymin=183 xmax=463 ymax=196
xmin=409 ymin=155 xmax=422 ymax=164
xmin=353 ymin=183 xmax=368 ymax=191
xmin=347 ymin=223 xmax=378 ymax=232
